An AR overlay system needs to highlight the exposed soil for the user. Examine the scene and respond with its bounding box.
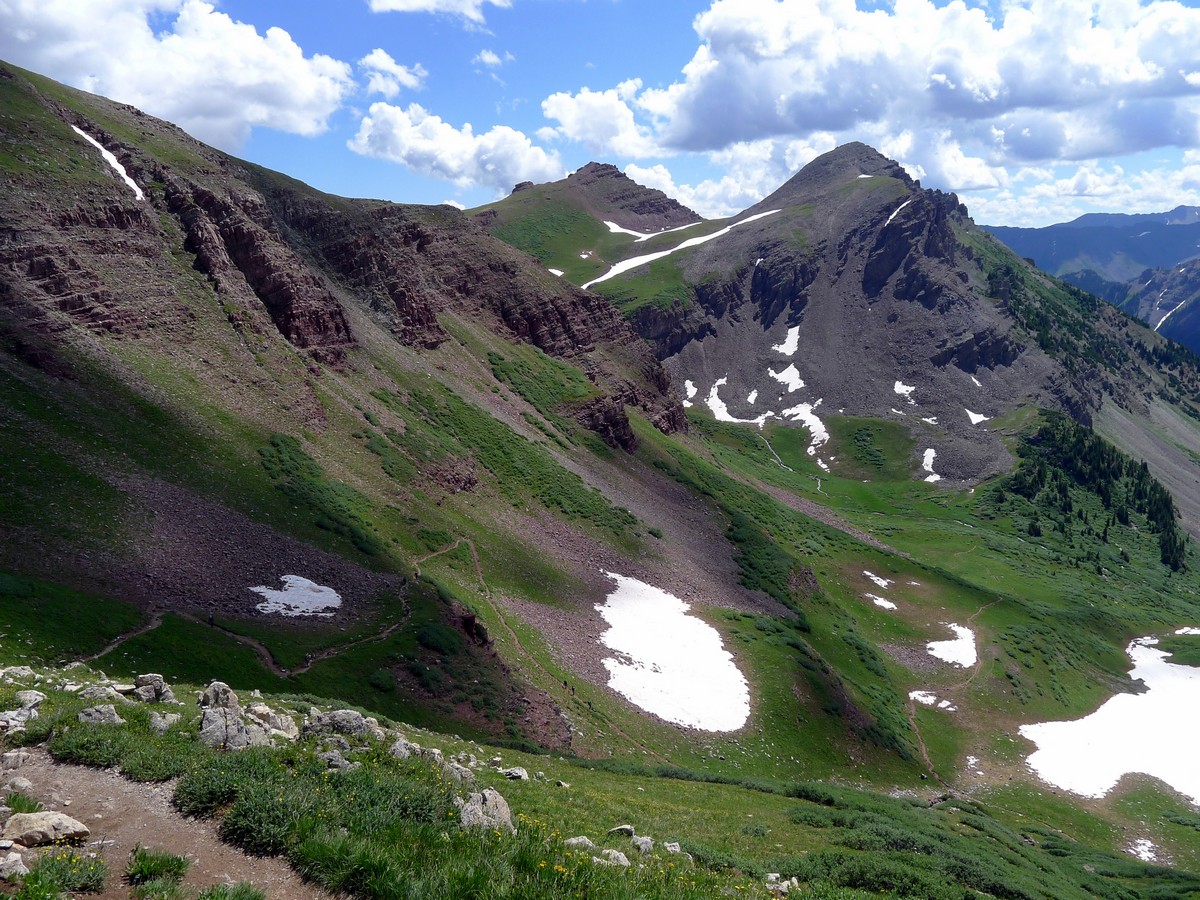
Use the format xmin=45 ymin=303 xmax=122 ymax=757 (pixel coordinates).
xmin=1 ymin=747 xmax=331 ymax=899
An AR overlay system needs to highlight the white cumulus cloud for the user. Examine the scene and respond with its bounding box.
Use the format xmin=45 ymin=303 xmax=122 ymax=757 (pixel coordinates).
xmin=349 ymin=101 xmax=564 ymax=194
xmin=473 ymin=49 xmax=514 ymax=68
xmin=360 ymin=48 xmax=427 ymax=98
xmin=541 ymin=79 xmax=661 ymax=158
xmin=0 ymin=0 xmax=355 ymax=149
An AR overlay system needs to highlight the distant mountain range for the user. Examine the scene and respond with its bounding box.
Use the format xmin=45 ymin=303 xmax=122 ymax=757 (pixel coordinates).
xmin=985 ymin=208 xmax=1200 ymax=351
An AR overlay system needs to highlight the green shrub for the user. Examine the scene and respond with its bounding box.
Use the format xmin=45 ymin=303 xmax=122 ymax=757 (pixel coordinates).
xmin=16 ymin=847 xmax=107 ymax=897
xmin=126 ymin=845 xmax=190 ymax=885
xmin=5 ymin=790 xmax=43 ymax=813
xmin=416 ymin=623 xmax=465 ymax=656
xmin=196 ymin=885 xmax=267 ymax=900
xmin=131 ymin=879 xmax=190 ymax=900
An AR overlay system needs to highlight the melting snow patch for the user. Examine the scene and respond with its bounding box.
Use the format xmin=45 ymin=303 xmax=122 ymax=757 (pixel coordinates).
xmin=921 ymin=448 xmax=941 ymax=482
xmin=921 ymin=416 xmax=938 ymax=425
xmin=583 ymin=210 xmax=780 ymax=288
xmin=884 ymin=197 xmax=914 ymax=227
xmin=866 ymin=593 xmax=897 ymax=610
xmin=927 ymin=624 xmax=976 ymax=667
xmin=1175 ymin=627 xmax=1200 ymax=635
xmin=970 ymin=375 xmax=982 ymax=387
xmin=746 ymin=389 xmax=758 ymax=404
xmin=780 ymin=400 xmax=828 ymax=456
xmin=603 ymin=220 xmax=697 ymax=243
xmin=1020 ymin=635 xmax=1200 ymax=801
xmin=910 ymin=691 xmax=938 ymax=706
xmin=856 ymin=174 xmax=872 ymax=179
xmin=772 ymin=325 xmax=800 ymax=356
xmin=1127 ymin=840 xmax=1158 ymax=862
xmin=683 ymin=379 xmax=697 ymax=408
xmin=548 ymin=268 xmax=564 ymax=277
xmin=967 ymin=756 xmax=981 ymax=771
xmin=596 ymin=572 xmax=750 ymax=731
xmin=965 ymin=409 xmax=990 ymax=425
xmin=71 ymin=126 xmax=144 ymax=200
xmin=769 ymin=363 xmax=804 ymax=392
xmin=706 ymin=377 xmax=773 ymax=426
xmin=894 ymin=381 xmax=917 ymax=404
xmin=755 ymin=257 xmax=764 ymax=267
xmin=250 ymin=576 xmax=341 ymax=617
xmin=863 ymin=571 xmax=893 ymax=589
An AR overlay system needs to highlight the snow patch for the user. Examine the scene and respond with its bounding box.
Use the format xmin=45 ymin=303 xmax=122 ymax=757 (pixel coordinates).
xmin=746 ymin=389 xmax=758 ymax=405
xmin=1020 ymin=635 xmax=1200 ymax=802
xmin=884 ymin=197 xmax=914 ymax=227
xmin=779 ymin=400 xmax=828 ymax=457
xmin=921 ymin=416 xmax=938 ymax=425
xmin=769 ymin=363 xmax=804 ymax=392
xmin=596 ymin=572 xmax=750 ymax=731
xmin=583 ymin=210 xmax=780 ymax=289
xmin=548 ymin=268 xmax=564 ymax=277
xmin=1127 ymin=839 xmax=1158 ymax=862
xmin=772 ymin=325 xmax=800 ymax=356
xmin=856 ymin=174 xmax=872 ymax=179
xmin=927 ymin=624 xmax=977 ymax=667
xmin=250 ymin=576 xmax=342 ymax=618
xmin=894 ymin=381 xmax=917 ymax=404
xmin=863 ymin=571 xmax=893 ymax=589
xmin=965 ymin=409 xmax=990 ymax=425
xmin=922 ymin=448 xmax=942 ymax=482
xmin=866 ymin=593 xmax=897 ymax=610
xmin=909 ymin=691 xmax=938 ymax=706
xmin=1156 ymin=300 xmax=1186 ymax=332
xmin=603 ymin=220 xmax=698 ymax=243
xmin=970 ymin=375 xmax=982 ymax=387
xmin=1175 ymin=627 xmax=1200 ymax=635
xmin=71 ymin=126 xmax=144 ymax=200
xmin=706 ymin=377 xmax=773 ymax=426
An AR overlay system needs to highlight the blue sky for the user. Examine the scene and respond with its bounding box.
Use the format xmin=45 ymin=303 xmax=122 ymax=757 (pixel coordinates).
xmin=4 ymin=0 xmax=1200 ymax=225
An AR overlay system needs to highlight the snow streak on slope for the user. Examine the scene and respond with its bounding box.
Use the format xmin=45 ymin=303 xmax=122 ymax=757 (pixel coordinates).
xmin=604 ymin=220 xmax=700 ymax=243
xmin=71 ymin=126 xmax=144 ymax=200
xmin=583 ymin=210 xmax=781 ymax=289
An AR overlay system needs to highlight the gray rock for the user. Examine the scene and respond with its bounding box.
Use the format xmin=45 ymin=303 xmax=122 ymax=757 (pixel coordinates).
xmin=0 ymin=708 xmax=37 ymax=730
xmin=388 ymin=737 xmax=414 ymax=760
xmin=607 ymin=824 xmax=635 ymax=837
xmin=0 ymin=667 xmax=35 ymax=683
xmin=198 ymin=708 xmax=269 ymax=750
xmin=0 ymin=807 xmax=10 ymax=824
xmin=77 ymin=705 xmax=125 ymax=726
xmin=77 ymin=685 xmax=121 ymax=703
xmin=1 ymin=750 xmax=30 ymax=769
xmin=0 ymin=851 xmax=27 ymax=882
xmin=244 ymin=703 xmax=298 ymax=741
xmin=501 ymin=766 xmax=529 ymax=781
xmin=455 ymin=787 xmax=515 ymax=833
xmin=443 ymin=761 xmax=475 ymax=785
xmin=0 ymin=840 xmax=12 ymax=849
xmin=593 ymin=849 xmax=630 ymax=867
xmin=631 ymin=835 xmax=654 ymax=854
xmin=563 ymin=836 xmax=596 ymax=851
xmin=317 ymin=750 xmax=358 ymax=770
xmin=149 ymin=712 xmax=182 ymax=735
xmin=14 ymin=691 xmax=45 ymax=710
xmin=200 ymin=681 xmax=239 ymax=710
xmin=663 ymin=841 xmax=684 ymax=854
xmin=5 ymin=777 xmax=32 ymax=793
xmin=555 ymin=780 xmax=571 ymax=789
xmin=1 ymin=812 xmax=90 ymax=846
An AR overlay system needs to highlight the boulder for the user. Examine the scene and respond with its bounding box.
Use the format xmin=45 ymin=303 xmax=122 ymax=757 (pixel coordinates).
xmin=0 ymin=708 xmax=37 ymax=730
xmin=564 ymin=836 xmax=596 ymax=851
xmin=244 ymin=703 xmax=298 ymax=741
xmin=593 ymin=849 xmax=630 ymax=868
xmin=317 ymin=750 xmax=357 ymax=770
xmin=77 ymin=705 xmax=125 ymax=726
xmin=631 ymin=835 xmax=654 ymax=854
xmin=442 ymin=761 xmax=475 ymax=785
xmin=0 ymin=851 xmax=27 ymax=882
xmin=607 ymin=824 xmax=635 ymax=837
xmin=198 ymin=708 xmax=269 ymax=750
xmin=501 ymin=766 xmax=529 ymax=781
xmin=77 ymin=685 xmax=122 ymax=703
xmin=663 ymin=841 xmax=684 ymax=854
xmin=149 ymin=712 xmax=182 ymax=735
xmin=14 ymin=691 xmax=45 ymax=710
xmin=388 ymin=737 xmax=414 ymax=760
xmin=1 ymin=751 xmax=30 ymax=770
xmin=0 ymin=667 xmax=35 ymax=683
xmin=200 ymin=681 xmax=239 ymax=710
xmin=455 ymin=787 xmax=515 ymax=834
xmin=132 ymin=674 xmax=176 ymax=704
xmin=1 ymin=812 xmax=90 ymax=846
xmin=4 ymin=777 xmax=33 ymax=793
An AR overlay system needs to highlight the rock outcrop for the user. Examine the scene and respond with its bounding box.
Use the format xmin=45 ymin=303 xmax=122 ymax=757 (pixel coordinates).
xmin=1 ymin=812 xmax=90 ymax=847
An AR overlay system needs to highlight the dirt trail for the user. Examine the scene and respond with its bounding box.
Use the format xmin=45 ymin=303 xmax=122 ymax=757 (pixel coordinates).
xmin=421 ymin=537 xmax=670 ymax=764
xmin=4 ymin=747 xmax=330 ymax=899
xmin=81 ymin=610 xmax=166 ymax=664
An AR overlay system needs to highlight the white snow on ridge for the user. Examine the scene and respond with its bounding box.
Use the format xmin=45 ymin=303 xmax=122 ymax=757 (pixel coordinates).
xmin=548 ymin=268 xmax=564 ymax=277
xmin=894 ymin=381 xmax=916 ymax=404
xmin=71 ymin=126 xmax=144 ymax=200
xmin=921 ymin=416 xmax=938 ymax=425
xmin=769 ymin=363 xmax=804 ymax=392
xmin=965 ymin=409 xmax=990 ymax=425
xmin=922 ymin=448 xmax=941 ymax=482
xmin=746 ymin=389 xmax=758 ymax=404
xmin=1020 ymin=636 xmax=1200 ymax=802
xmin=596 ymin=571 xmax=750 ymax=731
xmin=583 ymin=210 xmax=781 ymax=289
xmin=884 ymin=197 xmax=914 ymax=227
xmin=706 ymin=376 xmax=773 ymax=426
xmin=603 ymin=220 xmax=699 ymax=243
xmin=927 ymin=624 xmax=976 ymax=667
xmin=772 ymin=326 xmax=800 ymax=356
xmin=863 ymin=571 xmax=893 ymax=589
xmin=970 ymin=375 xmax=982 ymax=387
xmin=250 ymin=575 xmax=341 ymax=617
xmin=1156 ymin=301 xmax=1186 ymax=332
